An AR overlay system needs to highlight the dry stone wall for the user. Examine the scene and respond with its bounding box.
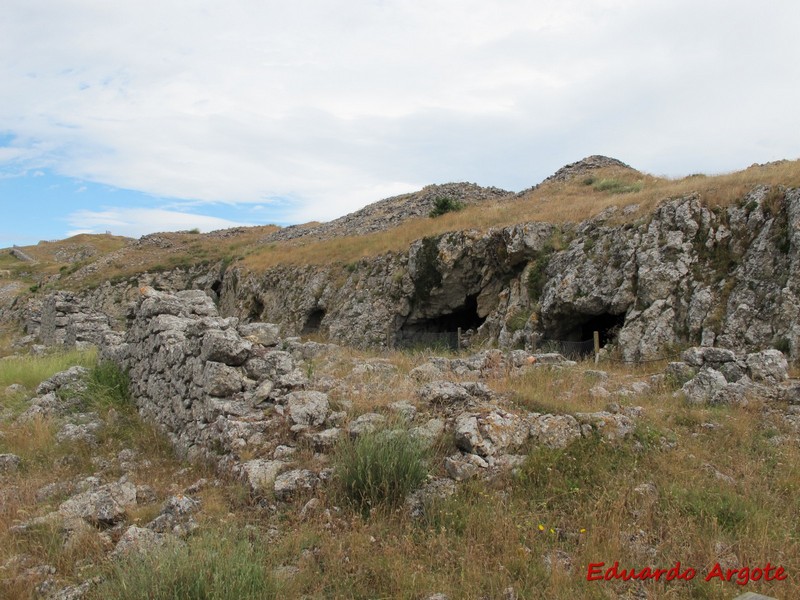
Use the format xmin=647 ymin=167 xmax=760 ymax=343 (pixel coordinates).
xmin=106 ymin=287 xmax=335 ymax=466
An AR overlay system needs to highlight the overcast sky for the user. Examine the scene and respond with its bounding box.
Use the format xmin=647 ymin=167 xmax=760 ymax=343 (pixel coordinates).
xmin=1 ymin=0 xmax=799 ymax=247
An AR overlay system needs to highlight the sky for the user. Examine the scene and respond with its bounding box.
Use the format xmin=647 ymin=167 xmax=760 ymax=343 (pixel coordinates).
xmin=1 ymin=0 xmax=799 ymax=247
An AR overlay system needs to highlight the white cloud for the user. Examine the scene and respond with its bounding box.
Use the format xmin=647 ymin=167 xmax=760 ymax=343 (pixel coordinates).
xmin=66 ymin=208 xmax=249 ymax=238
xmin=2 ymin=0 xmax=800 ymax=227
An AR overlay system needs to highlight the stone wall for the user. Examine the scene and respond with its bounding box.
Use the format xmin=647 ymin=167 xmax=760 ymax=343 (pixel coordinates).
xmin=107 ymin=287 xmax=329 ymax=465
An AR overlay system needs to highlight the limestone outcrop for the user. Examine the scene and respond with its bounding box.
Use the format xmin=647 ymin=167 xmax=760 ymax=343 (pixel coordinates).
xmin=7 ymin=179 xmax=800 ymax=364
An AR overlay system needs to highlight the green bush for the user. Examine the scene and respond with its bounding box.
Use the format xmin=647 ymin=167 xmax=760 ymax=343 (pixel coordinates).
xmin=90 ymin=530 xmax=279 ymax=600
xmin=334 ymin=428 xmax=429 ymax=517
xmin=429 ymin=196 xmax=465 ymax=218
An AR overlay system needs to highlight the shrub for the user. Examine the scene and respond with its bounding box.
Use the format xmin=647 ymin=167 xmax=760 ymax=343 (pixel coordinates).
xmin=334 ymin=428 xmax=429 ymax=516
xmin=429 ymin=196 xmax=465 ymax=218
xmin=525 ymin=253 xmax=550 ymax=302
xmin=90 ymin=529 xmax=278 ymax=600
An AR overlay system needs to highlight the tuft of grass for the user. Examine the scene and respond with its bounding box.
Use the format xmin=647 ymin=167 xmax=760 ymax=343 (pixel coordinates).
xmin=334 ymin=428 xmax=430 ymax=517
xmin=90 ymin=528 xmax=280 ymax=600
xmin=83 ymin=361 xmax=130 ymax=412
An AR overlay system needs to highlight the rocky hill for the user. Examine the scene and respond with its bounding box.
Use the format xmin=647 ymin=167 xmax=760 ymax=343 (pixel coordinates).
xmin=260 ymin=181 xmax=514 ymax=244
xmin=2 ymin=155 xmax=800 ymax=365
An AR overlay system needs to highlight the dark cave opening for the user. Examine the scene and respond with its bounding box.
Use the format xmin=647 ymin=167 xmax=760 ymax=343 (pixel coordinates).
xmin=401 ymin=294 xmax=486 ymax=334
xmin=302 ymin=308 xmax=326 ymax=334
xmin=549 ymin=312 xmax=626 ymax=347
xmin=582 ymin=312 xmax=626 ymax=347
xmin=248 ymin=296 xmax=265 ymax=321
xmin=210 ymin=279 xmax=223 ymax=297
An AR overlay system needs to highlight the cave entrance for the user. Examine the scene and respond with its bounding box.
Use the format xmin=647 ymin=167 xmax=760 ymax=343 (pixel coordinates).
xmin=581 ymin=312 xmax=626 ymax=348
xmin=302 ymin=308 xmax=326 ymax=335
xmin=542 ymin=312 xmax=626 ymax=357
xmin=248 ymin=296 xmax=265 ymax=321
xmin=398 ymin=294 xmax=486 ymax=349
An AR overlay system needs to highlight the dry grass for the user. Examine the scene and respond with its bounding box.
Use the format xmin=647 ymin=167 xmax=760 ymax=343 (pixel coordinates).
xmin=3 ymin=343 xmax=800 ymax=598
xmin=3 ymin=160 xmax=799 ymax=295
xmin=240 ymin=159 xmax=800 ymax=271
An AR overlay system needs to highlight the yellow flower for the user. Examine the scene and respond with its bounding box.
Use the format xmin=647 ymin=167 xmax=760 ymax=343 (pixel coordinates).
xmin=580 ymin=528 xmax=587 ymax=534
xmin=538 ymin=524 xmax=545 ymax=531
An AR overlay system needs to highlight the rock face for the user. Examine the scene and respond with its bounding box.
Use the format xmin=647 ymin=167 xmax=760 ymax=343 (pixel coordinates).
xmin=9 ymin=177 xmax=800 ymax=363
xmin=216 ymin=186 xmax=800 ymax=361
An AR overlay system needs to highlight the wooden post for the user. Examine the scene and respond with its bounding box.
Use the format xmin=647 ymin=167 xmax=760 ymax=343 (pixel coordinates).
xmin=457 ymin=327 xmax=462 ymax=352
xmin=593 ymin=331 xmax=600 ymax=364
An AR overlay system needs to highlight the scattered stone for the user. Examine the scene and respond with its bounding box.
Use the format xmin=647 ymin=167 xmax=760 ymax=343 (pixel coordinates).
xmin=274 ymin=469 xmax=319 ymax=500
xmin=346 ymin=412 xmax=386 ymax=438
xmin=444 ymin=453 xmax=487 ymax=481
xmin=681 ymin=368 xmax=727 ymax=403
xmin=4 ymin=383 xmax=25 ymax=395
xmin=285 ymin=391 xmax=330 ymax=427
xmin=310 ymin=427 xmax=341 ymax=450
xmin=238 ymin=322 xmax=281 ymax=347
xmin=409 ymin=363 xmax=444 ymax=382
xmin=389 ymin=401 xmax=417 ymax=422
xmin=240 ymin=459 xmax=287 ymax=494
xmin=543 ymin=549 xmax=573 ymax=574
xmin=746 ymin=349 xmax=789 ymax=383
xmin=410 ymin=418 xmax=445 ymax=447
xmin=56 ymin=421 xmax=103 ymax=444
xmin=112 ymin=526 xmax=172 ymax=558
xmin=0 ymin=453 xmax=22 ymax=473
xmin=574 ymin=411 xmax=635 ymax=441
xmin=58 ymin=479 xmax=137 ymax=526
xmin=530 ymin=414 xmax=581 ymax=449
xmin=407 ymin=478 xmax=456 ymax=519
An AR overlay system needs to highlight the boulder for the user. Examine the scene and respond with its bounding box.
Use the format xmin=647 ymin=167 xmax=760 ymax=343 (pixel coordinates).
xmin=58 ymin=480 xmax=137 ymax=526
xmin=274 ymin=469 xmax=319 ymax=500
xmin=746 ymin=349 xmax=789 ymax=383
xmin=285 ymin=391 xmax=329 ymax=427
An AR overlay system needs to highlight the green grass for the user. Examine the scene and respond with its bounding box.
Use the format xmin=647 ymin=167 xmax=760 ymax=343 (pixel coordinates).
xmin=593 ymin=178 xmax=643 ymax=194
xmin=334 ymin=428 xmax=430 ymax=517
xmin=0 ymin=348 xmax=97 ymax=391
xmin=90 ymin=529 xmax=280 ymax=600
xmin=83 ymin=360 xmax=131 ymax=411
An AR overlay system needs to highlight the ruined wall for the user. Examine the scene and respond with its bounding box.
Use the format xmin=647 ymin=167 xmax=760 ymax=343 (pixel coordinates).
xmin=105 ymin=288 xmax=333 ymax=465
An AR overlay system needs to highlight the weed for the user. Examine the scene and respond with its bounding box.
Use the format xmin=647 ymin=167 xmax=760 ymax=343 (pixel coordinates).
xmin=506 ymin=309 xmax=532 ymax=332
xmin=334 ymin=428 xmax=429 ymax=517
xmin=90 ymin=528 xmax=279 ymax=600
xmin=83 ymin=361 xmax=131 ymax=412
xmin=0 ymin=349 xmax=97 ymax=391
